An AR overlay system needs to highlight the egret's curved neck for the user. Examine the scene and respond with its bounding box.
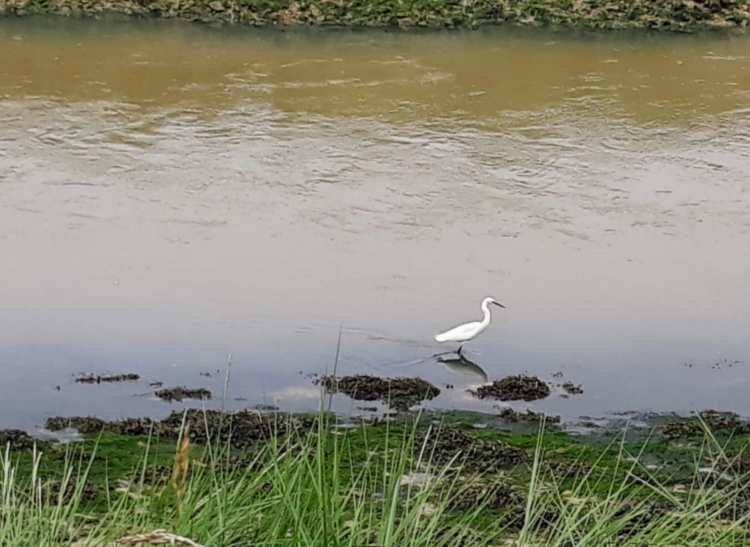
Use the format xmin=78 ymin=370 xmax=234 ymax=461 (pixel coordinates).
xmin=480 ymin=300 xmax=492 ymax=327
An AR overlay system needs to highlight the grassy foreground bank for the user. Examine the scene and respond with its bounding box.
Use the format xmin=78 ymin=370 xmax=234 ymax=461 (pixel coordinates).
xmin=1 ymin=0 xmax=749 ymax=31
xmin=3 ymin=409 xmax=750 ymax=546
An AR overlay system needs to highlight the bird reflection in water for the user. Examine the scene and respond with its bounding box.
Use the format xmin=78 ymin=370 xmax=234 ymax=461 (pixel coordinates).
xmin=437 ymin=353 xmax=489 ymax=384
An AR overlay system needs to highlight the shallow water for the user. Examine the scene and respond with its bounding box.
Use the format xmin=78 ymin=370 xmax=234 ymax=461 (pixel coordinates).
xmin=1 ymin=18 xmax=749 ymax=430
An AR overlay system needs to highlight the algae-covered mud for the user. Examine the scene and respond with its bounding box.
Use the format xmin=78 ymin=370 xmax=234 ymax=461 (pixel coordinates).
xmin=4 ymin=410 xmax=750 ymax=546
xmin=1 ymin=0 xmax=750 ymax=30
xmin=1 ymin=18 xmax=749 ymax=431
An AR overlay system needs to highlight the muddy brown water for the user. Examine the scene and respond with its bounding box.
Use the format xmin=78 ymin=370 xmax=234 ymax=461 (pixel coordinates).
xmin=1 ymin=17 xmax=749 ymax=431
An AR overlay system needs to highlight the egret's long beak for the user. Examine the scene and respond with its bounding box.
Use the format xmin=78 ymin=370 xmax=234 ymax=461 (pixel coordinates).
xmin=492 ymin=301 xmax=506 ymax=309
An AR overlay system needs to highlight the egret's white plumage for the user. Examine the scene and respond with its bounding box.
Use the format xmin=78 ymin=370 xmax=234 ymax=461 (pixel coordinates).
xmin=435 ymin=297 xmax=505 ymax=355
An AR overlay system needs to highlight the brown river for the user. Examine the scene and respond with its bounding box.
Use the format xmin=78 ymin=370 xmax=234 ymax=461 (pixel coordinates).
xmin=1 ymin=17 xmax=749 ymax=431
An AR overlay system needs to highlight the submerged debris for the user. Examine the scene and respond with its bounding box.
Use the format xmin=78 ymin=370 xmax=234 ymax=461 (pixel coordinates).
xmin=356 ymin=406 xmax=379 ymax=412
xmin=471 ymin=375 xmax=550 ymax=402
xmin=0 ymin=429 xmax=41 ymax=451
xmin=76 ymin=373 xmax=140 ymax=384
xmin=155 ymin=387 xmax=212 ymax=402
xmin=496 ymin=408 xmax=561 ymax=424
xmin=253 ymin=404 xmax=280 ymax=412
xmin=318 ymin=374 xmax=440 ymax=411
xmin=419 ymin=427 xmax=526 ymax=472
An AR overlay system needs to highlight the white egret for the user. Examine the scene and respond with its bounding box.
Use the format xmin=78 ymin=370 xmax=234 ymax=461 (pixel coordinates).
xmin=434 ymin=297 xmax=505 ymax=356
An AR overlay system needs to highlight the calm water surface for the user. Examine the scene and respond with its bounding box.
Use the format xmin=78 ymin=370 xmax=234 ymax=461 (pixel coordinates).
xmin=1 ymin=18 xmax=749 ymax=430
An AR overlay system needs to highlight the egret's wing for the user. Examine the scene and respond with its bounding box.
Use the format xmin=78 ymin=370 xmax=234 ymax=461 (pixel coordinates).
xmin=435 ymin=321 xmax=482 ymax=342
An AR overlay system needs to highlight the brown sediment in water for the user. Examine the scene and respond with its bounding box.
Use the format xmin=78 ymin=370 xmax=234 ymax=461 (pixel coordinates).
xmin=470 ymin=375 xmax=550 ymax=402
xmin=154 ymin=386 xmax=212 ymax=402
xmin=496 ymin=407 xmax=561 ymax=424
xmin=317 ymin=374 xmax=440 ymax=411
xmin=45 ymin=409 xmax=315 ymax=450
xmin=75 ymin=373 xmax=140 ymax=384
xmin=0 ymin=0 xmax=747 ymax=30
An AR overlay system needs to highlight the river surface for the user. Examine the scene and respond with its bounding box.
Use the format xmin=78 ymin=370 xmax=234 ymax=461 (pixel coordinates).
xmin=1 ymin=17 xmax=749 ymax=431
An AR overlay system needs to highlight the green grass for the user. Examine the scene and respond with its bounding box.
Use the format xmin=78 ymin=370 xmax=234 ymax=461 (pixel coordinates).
xmin=2 ymin=409 xmax=750 ymax=547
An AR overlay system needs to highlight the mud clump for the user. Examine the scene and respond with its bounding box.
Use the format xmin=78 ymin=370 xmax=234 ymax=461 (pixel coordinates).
xmin=318 ymin=375 xmax=440 ymax=411
xmin=160 ymin=409 xmax=313 ymax=449
xmin=471 ymin=375 xmax=550 ymax=402
xmin=613 ymin=500 xmax=672 ymax=538
xmin=662 ymin=410 xmax=750 ymax=439
xmin=420 ymin=427 xmax=526 ymax=473
xmin=432 ymin=525 xmax=487 ymax=547
xmin=721 ymin=456 xmax=750 ymax=477
xmin=0 ymin=429 xmax=42 ymax=451
xmin=496 ymin=408 xmax=560 ymax=424
xmin=45 ymin=416 xmax=161 ymax=436
xmin=545 ymin=460 xmax=590 ymax=479
xmin=700 ymin=410 xmax=750 ymax=433
xmin=155 ymin=386 xmax=212 ymax=402
xmin=43 ymin=480 xmax=99 ymax=504
xmin=561 ymin=382 xmax=583 ymax=395
xmin=76 ymin=373 xmax=140 ymax=384
xmin=662 ymin=420 xmax=701 ymax=439
xmin=46 ymin=409 xmax=315 ymax=451
xmin=449 ymin=481 xmax=521 ymax=511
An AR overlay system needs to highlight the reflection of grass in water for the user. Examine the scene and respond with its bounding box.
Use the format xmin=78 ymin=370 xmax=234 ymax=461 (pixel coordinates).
xmin=3 ymin=410 xmax=750 ymax=546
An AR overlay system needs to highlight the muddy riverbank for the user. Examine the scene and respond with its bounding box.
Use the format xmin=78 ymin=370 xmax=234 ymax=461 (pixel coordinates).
xmin=6 ymin=407 xmax=750 ymax=540
xmin=1 ymin=0 xmax=749 ymax=30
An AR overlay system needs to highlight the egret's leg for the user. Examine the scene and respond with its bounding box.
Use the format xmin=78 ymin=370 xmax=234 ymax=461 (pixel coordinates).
xmin=457 ymin=344 xmax=464 ymax=356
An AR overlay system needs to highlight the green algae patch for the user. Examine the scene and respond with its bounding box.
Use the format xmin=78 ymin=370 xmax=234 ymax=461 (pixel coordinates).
xmin=1 ymin=0 xmax=749 ymax=30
